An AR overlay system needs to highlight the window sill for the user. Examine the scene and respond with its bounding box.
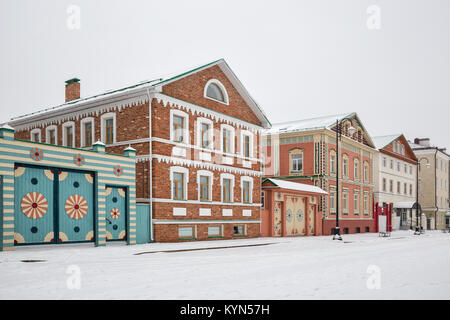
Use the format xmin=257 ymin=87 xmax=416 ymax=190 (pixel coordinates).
xmin=179 ymin=237 xmax=196 ymax=240
xmin=208 ymin=236 xmax=224 ymax=239
xmin=233 ymin=234 xmax=247 ymax=238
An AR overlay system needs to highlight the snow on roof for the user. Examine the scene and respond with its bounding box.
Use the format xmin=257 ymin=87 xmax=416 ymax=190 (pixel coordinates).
xmin=9 ymin=59 xmax=271 ymax=128
xmin=263 ymin=178 xmax=328 ymax=195
xmin=393 ymin=202 xmax=414 ymax=209
xmin=265 ymin=113 xmax=352 ymax=135
xmin=372 ymin=134 xmax=402 ymax=150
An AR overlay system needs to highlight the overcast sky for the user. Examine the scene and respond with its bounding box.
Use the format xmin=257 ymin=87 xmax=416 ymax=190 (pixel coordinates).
xmin=1 ymin=0 xmax=449 ymax=149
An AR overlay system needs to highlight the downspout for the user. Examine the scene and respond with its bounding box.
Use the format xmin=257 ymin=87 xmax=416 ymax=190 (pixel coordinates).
xmin=146 ymin=88 xmax=154 ymax=242
xmin=435 ymin=148 xmax=439 ymax=229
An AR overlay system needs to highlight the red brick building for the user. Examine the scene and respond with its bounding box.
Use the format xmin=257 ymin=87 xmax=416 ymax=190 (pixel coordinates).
xmin=8 ymin=59 xmax=271 ymax=242
xmin=262 ymin=113 xmax=377 ymax=235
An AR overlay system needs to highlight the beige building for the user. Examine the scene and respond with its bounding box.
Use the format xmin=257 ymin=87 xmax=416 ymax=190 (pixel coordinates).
xmin=373 ymin=134 xmax=417 ymax=230
xmin=410 ymin=138 xmax=450 ymax=230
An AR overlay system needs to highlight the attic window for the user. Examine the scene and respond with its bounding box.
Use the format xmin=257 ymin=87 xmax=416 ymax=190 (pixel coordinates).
xmin=204 ymin=79 xmax=228 ymax=105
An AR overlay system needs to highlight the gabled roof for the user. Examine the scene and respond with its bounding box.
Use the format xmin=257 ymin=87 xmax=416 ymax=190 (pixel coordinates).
xmin=372 ymin=134 xmax=403 ymax=150
xmin=265 ymin=112 xmax=375 ymax=149
xmin=265 ymin=113 xmax=351 ymax=135
xmin=9 ymin=59 xmax=271 ymax=129
xmin=262 ymin=178 xmax=328 ymax=195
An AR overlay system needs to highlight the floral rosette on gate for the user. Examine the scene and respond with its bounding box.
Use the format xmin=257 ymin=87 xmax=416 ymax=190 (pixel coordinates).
xmin=21 ymin=192 xmax=48 ymax=219
xmin=65 ymin=195 xmax=89 ymax=220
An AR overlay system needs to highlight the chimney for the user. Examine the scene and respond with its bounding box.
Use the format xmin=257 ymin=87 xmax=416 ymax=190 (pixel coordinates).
xmin=65 ymin=78 xmax=80 ymax=102
xmin=414 ymin=138 xmax=430 ymax=147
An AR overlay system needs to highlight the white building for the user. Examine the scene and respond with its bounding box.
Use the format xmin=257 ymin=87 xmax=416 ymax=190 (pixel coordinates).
xmin=373 ymin=134 xmax=417 ymax=230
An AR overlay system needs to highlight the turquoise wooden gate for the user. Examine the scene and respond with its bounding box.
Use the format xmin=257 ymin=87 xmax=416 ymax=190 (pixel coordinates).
xmin=14 ymin=165 xmax=95 ymax=245
xmin=105 ymin=186 xmax=127 ymax=241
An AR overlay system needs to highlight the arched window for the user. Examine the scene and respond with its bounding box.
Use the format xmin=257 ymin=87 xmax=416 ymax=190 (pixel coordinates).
xmin=204 ymin=79 xmax=229 ymax=105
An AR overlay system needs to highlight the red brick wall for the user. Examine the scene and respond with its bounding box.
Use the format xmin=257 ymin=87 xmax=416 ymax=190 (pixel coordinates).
xmin=322 ymin=219 xmax=375 ymax=235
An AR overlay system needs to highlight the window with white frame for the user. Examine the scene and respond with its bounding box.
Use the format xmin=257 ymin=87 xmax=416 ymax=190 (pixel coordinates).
xmin=220 ymin=173 xmax=235 ymax=203
xmin=364 ymin=192 xmax=369 ymax=213
xmin=220 ymin=124 xmax=235 ymax=154
xmin=196 ymin=117 xmax=213 ymax=150
xmin=354 ymin=192 xmax=360 ymax=214
xmin=343 ymin=190 xmax=348 ymax=213
xmin=382 ymin=156 xmax=387 ymax=167
xmin=390 ymin=159 xmax=394 ymax=169
xmin=241 ymin=176 xmax=253 ymax=204
xmin=240 ymin=130 xmax=253 ymax=158
xmin=45 ymin=125 xmax=57 ymax=145
xmin=204 ymin=79 xmax=229 ymax=105
xmin=101 ymin=113 xmax=116 ymax=145
xmin=208 ymin=225 xmax=223 ymax=237
xmin=397 ymin=161 xmax=401 ymax=172
xmin=364 ymin=161 xmax=369 ymax=182
xmin=197 ymin=170 xmax=213 ymax=202
xmin=409 ymin=165 xmax=413 ymax=175
xmin=62 ymin=122 xmax=75 ymax=147
xmin=178 ymin=226 xmax=195 ymax=239
xmin=170 ymin=109 xmax=189 ymax=144
xmin=330 ymin=150 xmax=336 ymax=174
xmin=30 ymin=129 xmax=41 ymax=143
xmin=80 ymin=117 xmax=95 ymax=148
xmin=170 ymin=166 xmax=189 ymax=200
xmin=329 ymin=188 xmax=336 ymax=214
xmin=354 ymin=158 xmax=359 ymax=180
xmin=342 ymin=154 xmax=349 ymax=177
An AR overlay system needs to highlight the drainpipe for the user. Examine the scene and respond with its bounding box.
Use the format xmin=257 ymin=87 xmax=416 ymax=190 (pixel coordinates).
xmin=146 ymin=88 xmax=154 ymax=242
xmin=435 ymin=149 xmax=439 ymax=229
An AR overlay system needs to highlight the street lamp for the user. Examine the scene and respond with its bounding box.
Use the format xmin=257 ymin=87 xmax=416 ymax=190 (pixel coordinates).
xmin=333 ymin=119 xmax=356 ymax=240
xmin=414 ymin=157 xmax=430 ymax=235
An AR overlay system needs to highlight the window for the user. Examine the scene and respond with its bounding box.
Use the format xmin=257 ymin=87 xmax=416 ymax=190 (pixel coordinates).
xmin=81 ymin=118 xmax=94 ymax=148
xmin=178 ymin=226 xmax=194 ymax=239
xmin=390 ymin=159 xmax=394 ymax=169
xmin=356 ymin=227 xmax=361 ymax=233
xmin=354 ymin=159 xmax=359 ymax=180
xmin=197 ymin=170 xmax=213 ymax=201
xmin=397 ymin=161 xmax=401 ymax=172
xmin=170 ymin=110 xmax=189 ymax=144
xmin=382 ymin=157 xmax=387 ymax=167
xmin=170 ymin=167 xmax=189 ymax=200
xmin=365 ymin=226 xmax=370 ymax=232
xmin=243 ymin=135 xmax=250 ymax=157
xmin=240 ymin=130 xmax=253 ymax=158
xmin=201 ymin=123 xmax=210 ymax=148
xmin=292 ymin=154 xmax=303 ymax=172
xmin=342 ymin=155 xmax=349 ymax=177
xmin=354 ymin=192 xmax=359 ymax=214
xmin=364 ymin=161 xmax=369 ymax=182
xmin=221 ymin=124 xmax=235 ymax=154
xmin=410 ymin=165 xmax=412 ymax=175
xmin=393 ymin=142 xmax=397 ymax=153
xmin=330 ymin=151 xmax=336 ymax=174
xmin=208 ymin=226 xmax=223 ymax=238
xmin=397 ymin=181 xmax=401 ymax=194
xmin=401 ymin=144 xmax=405 ymax=155
xmin=221 ymin=173 xmax=234 ymax=203
xmin=233 ymin=225 xmax=245 ymax=236
xmin=241 ymin=177 xmax=253 ymax=204
xmin=382 ymin=178 xmax=387 ymax=192
xmin=410 ymin=184 xmax=413 ymax=195
xmin=199 ymin=176 xmax=210 ymax=201
xmin=101 ymin=113 xmax=116 ymax=145
xmin=46 ymin=125 xmax=57 ymax=145
xmin=173 ymin=115 xmax=184 ymax=142
xmin=329 ymin=188 xmax=336 ymax=214
xmin=343 ymin=191 xmax=348 ymax=213
xmin=404 ymin=164 xmax=407 ymax=173
xmin=62 ymin=122 xmax=75 ymax=147
xmin=31 ymin=129 xmax=41 ymax=142
xmin=173 ymin=172 xmax=185 ymax=200
xmin=389 ymin=180 xmax=393 ymax=193
xmin=364 ymin=192 xmax=369 ymax=213
xmin=204 ymin=79 xmax=229 ymax=105
xmin=404 ymin=183 xmax=407 ymax=195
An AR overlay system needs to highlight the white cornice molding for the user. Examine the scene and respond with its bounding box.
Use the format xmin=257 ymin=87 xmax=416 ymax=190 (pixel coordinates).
xmin=152 ymin=93 xmax=263 ymax=134
xmin=139 ymin=154 xmax=262 ymax=176
xmin=152 ymin=198 xmax=261 ymax=207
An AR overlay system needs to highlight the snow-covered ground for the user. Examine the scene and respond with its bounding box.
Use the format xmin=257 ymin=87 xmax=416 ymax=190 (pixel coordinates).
xmin=1 ymin=230 xmax=450 ymax=299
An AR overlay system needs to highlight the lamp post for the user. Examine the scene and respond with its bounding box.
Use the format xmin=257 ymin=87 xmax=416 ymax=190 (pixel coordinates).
xmin=333 ymin=119 xmax=356 ymax=240
xmin=415 ymin=157 xmax=430 ymax=234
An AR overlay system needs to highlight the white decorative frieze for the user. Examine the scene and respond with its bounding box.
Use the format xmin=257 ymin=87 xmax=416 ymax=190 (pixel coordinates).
xmin=199 ymin=208 xmax=211 ymax=216
xmin=243 ymin=210 xmax=252 ymax=217
xmin=173 ymin=207 xmax=187 ymax=216
xmin=222 ymin=209 xmax=233 ymax=217
xmin=222 ymin=156 xmax=234 ymax=165
xmin=242 ymin=160 xmax=252 ymax=168
xmin=172 ymin=147 xmax=186 ymax=158
xmin=198 ymin=152 xmax=211 ymax=161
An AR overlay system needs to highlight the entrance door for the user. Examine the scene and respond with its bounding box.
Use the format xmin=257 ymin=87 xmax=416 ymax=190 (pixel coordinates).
xmin=105 ymin=186 xmax=127 ymax=241
xmin=14 ymin=166 xmax=55 ymax=244
xmin=59 ymin=170 xmax=95 ymax=242
xmin=427 ymin=218 xmax=431 ymax=230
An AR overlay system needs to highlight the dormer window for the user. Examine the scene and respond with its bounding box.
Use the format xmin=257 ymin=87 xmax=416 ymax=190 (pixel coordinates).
xmin=204 ymin=79 xmax=229 ymax=105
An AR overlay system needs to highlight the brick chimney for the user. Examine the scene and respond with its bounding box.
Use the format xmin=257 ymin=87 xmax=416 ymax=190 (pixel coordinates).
xmin=65 ymin=78 xmax=80 ymax=102
xmin=414 ymin=138 xmax=430 ymax=147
